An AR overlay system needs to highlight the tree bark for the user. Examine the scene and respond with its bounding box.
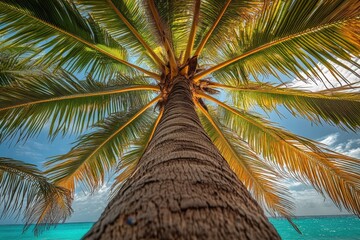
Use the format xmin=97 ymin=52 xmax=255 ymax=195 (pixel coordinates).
xmin=84 ymin=76 xmax=280 ymax=240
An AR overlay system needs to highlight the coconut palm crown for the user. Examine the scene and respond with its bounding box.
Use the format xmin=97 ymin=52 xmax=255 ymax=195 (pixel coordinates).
xmin=0 ymin=0 xmax=360 ymax=234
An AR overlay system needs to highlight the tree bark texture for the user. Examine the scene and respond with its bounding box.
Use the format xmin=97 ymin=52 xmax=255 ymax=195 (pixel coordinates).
xmin=84 ymin=77 xmax=280 ymax=240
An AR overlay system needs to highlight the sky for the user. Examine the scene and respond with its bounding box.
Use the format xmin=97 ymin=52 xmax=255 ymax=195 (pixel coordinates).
xmin=0 ymin=59 xmax=359 ymax=224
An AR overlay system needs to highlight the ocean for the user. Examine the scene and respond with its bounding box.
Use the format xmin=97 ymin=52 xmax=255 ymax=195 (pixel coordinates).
xmin=0 ymin=215 xmax=358 ymax=240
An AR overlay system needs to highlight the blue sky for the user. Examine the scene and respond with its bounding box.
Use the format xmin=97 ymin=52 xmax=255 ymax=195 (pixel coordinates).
xmin=0 ymin=59 xmax=359 ymax=224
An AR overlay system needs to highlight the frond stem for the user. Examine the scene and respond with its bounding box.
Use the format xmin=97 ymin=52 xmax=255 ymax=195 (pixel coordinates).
xmin=0 ymin=85 xmax=159 ymax=111
xmin=146 ymin=107 xmax=164 ymax=149
xmin=207 ymin=82 xmax=359 ymax=100
xmin=196 ymin=92 xmax=269 ymax=132
xmin=106 ymin=0 xmax=165 ymax=68
xmin=183 ymin=0 xmax=201 ymax=64
xmin=147 ymin=0 xmax=177 ymax=75
xmin=195 ymin=100 xmax=260 ymax=188
xmin=195 ymin=100 xmax=233 ymax=153
xmin=194 ymin=0 xmax=232 ymax=57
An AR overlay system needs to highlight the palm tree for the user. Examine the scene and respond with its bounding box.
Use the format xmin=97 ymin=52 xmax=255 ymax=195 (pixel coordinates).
xmin=0 ymin=0 xmax=359 ymax=238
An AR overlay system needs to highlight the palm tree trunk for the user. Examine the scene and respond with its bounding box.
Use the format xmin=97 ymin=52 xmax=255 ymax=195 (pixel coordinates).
xmin=84 ymin=76 xmax=280 ymax=240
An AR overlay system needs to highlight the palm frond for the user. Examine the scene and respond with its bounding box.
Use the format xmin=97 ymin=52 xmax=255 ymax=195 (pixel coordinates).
xmin=195 ymin=0 xmax=360 ymax=84
xmin=0 ymin=50 xmax=44 ymax=86
xmin=0 ymin=71 xmax=158 ymax=142
xmin=76 ymin=0 xmax=164 ymax=68
xmin=145 ymin=0 xmax=198 ymax=60
xmin=194 ymin=0 xmax=231 ymax=57
xmin=0 ymin=157 xmax=72 ymax=234
xmin=196 ymin=102 xmax=294 ymax=217
xmin=45 ymin=96 xmax=160 ymax=193
xmin=195 ymin=0 xmax=266 ymax=58
xmin=205 ymin=82 xmax=360 ymax=131
xmin=0 ymin=1 xmax=160 ymax=79
xmin=183 ymin=0 xmax=200 ymax=64
xmin=145 ymin=0 xmax=177 ymax=74
xmin=201 ymin=95 xmax=360 ymax=216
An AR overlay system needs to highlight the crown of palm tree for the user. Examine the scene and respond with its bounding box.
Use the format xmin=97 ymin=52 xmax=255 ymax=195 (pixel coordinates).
xmin=0 ymin=0 xmax=359 ymax=233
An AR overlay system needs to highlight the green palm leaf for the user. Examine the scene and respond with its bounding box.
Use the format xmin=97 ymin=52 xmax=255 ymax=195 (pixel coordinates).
xmin=45 ymin=96 xmax=160 ymax=192
xmin=143 ymin=0 xmax=178 ymax=75
xmin=195 ymin=0 xmax=360 ymax=84
xmin=0 ymin=0 xmax=159 ymax=79
xmin=195 ymin=0 xmax=265 ymax=57
xmin=0 ymin=71 xmax=158 ymax=142
xmin=148 ymin=0 xmax=194 ymax=58
xmin=0 ymin=157 xmax=72 ymax=234
xmin=0 ymin=50 xmax=44 ymax=86
xmin=183 ymin=0 xmax=200 ymax=64
xmin=204 ymin=82 xmax=360 ymax=130
xmin=76 ymin=0 xmax=164 ymax=68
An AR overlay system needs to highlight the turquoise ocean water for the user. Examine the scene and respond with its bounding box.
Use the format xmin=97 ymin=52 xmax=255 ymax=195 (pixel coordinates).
xmin=0 ymin=215 xmax=358 ymax=239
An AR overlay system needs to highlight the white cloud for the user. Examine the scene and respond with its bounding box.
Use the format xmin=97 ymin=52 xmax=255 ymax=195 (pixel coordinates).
xmin=69 ymin=184 xmax=112 ymax=222
xmin=319 ymin=133 xmax=360 ymax=159
xmin=319 ymin=133 xmax=339 ymax=146
xmin=333 ymin=139 xmax=360 ymax=159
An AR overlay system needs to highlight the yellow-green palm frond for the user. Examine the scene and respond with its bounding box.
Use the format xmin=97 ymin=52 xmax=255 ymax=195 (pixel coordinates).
xmin=144 ymin=0 xmax=196 ymax=60
xmin=196 ymin=102 xmax=294 ymax=218
xmin=110 ymin=107 xmax=164 ymax=199
xmin=143 ymin=0 xmax=178 ymax=73
xmin=0 ymin=70 xmax=158 ymax=142
xmin=195 ymin=0 xmax=360 ymax=84
xmin=183 ymin=0 xmax=200 ymax=64
xmin=195 ymin=0 xmax=266 ymax=58
xmin=202 ymin=96 xmax=360 ymax=216
xmin=75 ymin=0 xmax=164 ymax=69
xmin=44 ymin=96 xmax=160 ymax=193
xmin=0 ymin=50 xmax=44 ymax=86
xmin=206 ymin=82 xmax=360 ymax=131
xmin=0 ymin=157 xmax=72 ymax=234
xmin=0 ymin=0 xmax=160 ymax=79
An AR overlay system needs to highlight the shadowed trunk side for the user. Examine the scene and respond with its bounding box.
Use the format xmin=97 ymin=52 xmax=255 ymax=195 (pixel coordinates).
xmin=84 ymin=76 xmax=280 ymax=240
